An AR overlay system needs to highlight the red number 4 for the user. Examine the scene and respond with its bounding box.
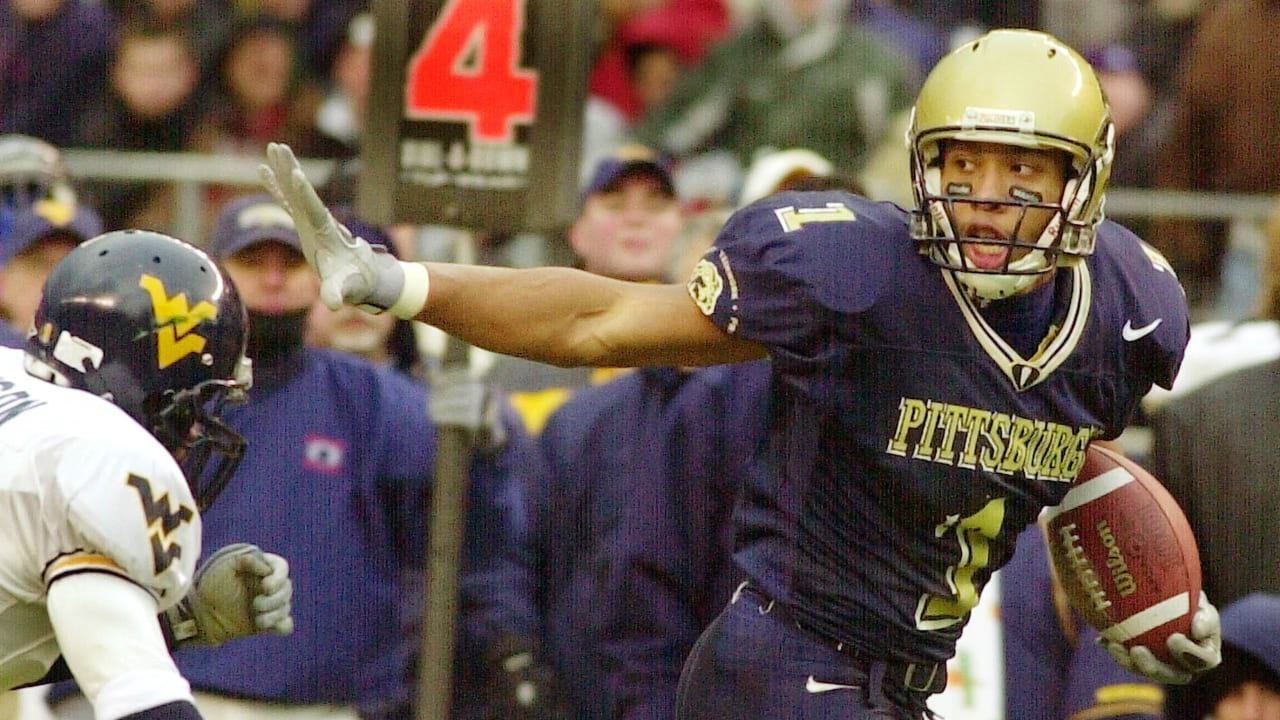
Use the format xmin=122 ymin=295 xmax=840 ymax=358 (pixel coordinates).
xmin=405 ymin=0 xmax=539 ymax=143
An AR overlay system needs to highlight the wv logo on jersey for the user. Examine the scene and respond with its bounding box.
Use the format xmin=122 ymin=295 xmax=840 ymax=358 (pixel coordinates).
xmin=127 ymin=474 xmax=194 ymax=575
xmin=139 ymin=274 xmax=218 ymax=369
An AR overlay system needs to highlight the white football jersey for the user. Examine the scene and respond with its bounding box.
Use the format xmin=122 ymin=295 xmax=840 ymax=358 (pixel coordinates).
xmin=0 ymin=348 xmax=201 ymax=691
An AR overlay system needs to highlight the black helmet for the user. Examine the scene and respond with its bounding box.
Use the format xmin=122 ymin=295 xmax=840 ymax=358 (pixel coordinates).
xmin=25 ymin=229 xmax=252 ymax=509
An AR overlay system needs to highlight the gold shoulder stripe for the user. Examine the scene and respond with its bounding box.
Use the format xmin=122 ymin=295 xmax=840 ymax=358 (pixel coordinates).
xmin=44 ymin=551 xmax=127 ymax=586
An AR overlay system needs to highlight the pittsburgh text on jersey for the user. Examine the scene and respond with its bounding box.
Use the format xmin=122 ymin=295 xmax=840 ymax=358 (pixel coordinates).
xmin=886 ymin=396 xmax=1096 ymax=482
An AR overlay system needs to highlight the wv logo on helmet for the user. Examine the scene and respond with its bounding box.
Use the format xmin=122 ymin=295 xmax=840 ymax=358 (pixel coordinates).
xmin=140 ymin=274 xmax=218 ymax=369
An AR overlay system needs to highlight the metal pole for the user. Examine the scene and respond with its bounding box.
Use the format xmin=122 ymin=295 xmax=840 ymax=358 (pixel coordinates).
xmin=417 ymin=231 xmax=481 ymax=720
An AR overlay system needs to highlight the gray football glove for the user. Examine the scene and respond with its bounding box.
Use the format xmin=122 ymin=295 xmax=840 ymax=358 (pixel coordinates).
xmin=259 ymin=142 xmax=405 ymax=312
xmin=1102 ymin=590 xmax=1221 ymax=684
xmin=166 ymin=543 xmax=294 ymax=646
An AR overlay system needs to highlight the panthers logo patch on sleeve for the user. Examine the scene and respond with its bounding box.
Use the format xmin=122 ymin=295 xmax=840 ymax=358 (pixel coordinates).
xmin=688 ymin=258 xmax=724 ymax=316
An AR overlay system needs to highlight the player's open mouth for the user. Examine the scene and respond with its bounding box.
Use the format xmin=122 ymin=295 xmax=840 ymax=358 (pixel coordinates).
xmin=963 ymin=230 xmax=1010 ymax=270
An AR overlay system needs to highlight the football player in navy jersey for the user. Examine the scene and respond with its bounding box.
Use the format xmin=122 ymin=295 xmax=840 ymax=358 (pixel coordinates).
xmin=260 ymin=28 xmax=1221 ymax=720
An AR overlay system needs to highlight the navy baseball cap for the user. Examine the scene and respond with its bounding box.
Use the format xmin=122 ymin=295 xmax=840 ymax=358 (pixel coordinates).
xmin=1 ymin=198 xmax=103 ymax=265
xmin=583 ymin=144 xmax=675 ymax=199
xmin=1221 ymin=592 xmax=1280 ymax=677
xmin=208 ymin=193 xmax=300 ymax=259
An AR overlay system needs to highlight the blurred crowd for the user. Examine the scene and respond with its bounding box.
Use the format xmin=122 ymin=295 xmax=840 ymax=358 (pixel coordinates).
xmin=4 ymin=0 xmax=1270 ymax=321
xmin=6 ymin=1 xmax=1280 ymax=719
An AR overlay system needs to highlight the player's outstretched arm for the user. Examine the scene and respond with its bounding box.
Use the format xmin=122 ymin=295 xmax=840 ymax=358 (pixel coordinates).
xmin=1101 ymin=591 xmax=1222 ymax=684
xmin=259 ymin=143 xmax=766 ymax=369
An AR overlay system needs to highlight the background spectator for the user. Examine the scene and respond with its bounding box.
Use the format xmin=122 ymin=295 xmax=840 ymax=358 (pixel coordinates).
xmin=0 ymin=134 xmax=77 ymax=249
xmin=1081 ymin=42 xmax=1163 ymax=240
xmin=630 ymin=0 xmax=919 ymax=205
xmin=525 ymin=358 xmax=769 ymax=720
xmin=1165 ymin=593 xmax=1280 ymax=720
xmin=73 ymin=19 xmax=205 ymax=231
xmin=1150 ymin=0 xmax=1280 ymax=319
xmin=305 ymin=11 xmax=374 ymax=159
xmin=108 ymin=0 xmax=233 ymax=80
xmin=233 ymin=0 xmax=363 ymax=82
xmin=192 ymin=15 xmax=321 ymax=158
xmin=0 ymin=0 xmax=115 ymax=146
xmin=0 ymin=133 xmax=88 ymax=348
xmin=581 ymin=0 xmax=730 ymax=190
xmin=589 ymin=0 xmax=729 ymax=123
xmin=190 ymin=14 xmax=323 ymax=215
xmin=1126 ymin=0 xmax=1206 ymax=105
xmin=0 ymin=197 xmax=102 ymax=338
xmin=488 ymin=145 xmax=686 ymax=434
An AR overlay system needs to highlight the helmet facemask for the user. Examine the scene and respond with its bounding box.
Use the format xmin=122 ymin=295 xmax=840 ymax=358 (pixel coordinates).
xmin=147 ymin=360 xmax=251 ymax=511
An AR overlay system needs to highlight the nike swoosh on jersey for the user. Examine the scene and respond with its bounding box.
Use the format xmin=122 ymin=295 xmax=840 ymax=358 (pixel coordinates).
xmin=804 ymin=676 xmax=860 ymax=693
xmin=1122 ymin=318 xmax=1163 ymax=342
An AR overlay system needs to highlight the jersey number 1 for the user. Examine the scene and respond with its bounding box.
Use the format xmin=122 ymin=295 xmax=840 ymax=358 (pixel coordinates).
xmin=916 ymin=497 xmax=1006 ymax=631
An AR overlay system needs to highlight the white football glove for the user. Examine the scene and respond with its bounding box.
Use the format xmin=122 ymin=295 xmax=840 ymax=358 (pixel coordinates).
xmin=166 ymin=543 xmax=294 ymax=646
xmin=259 ymin=142 xmax=406 ymax=313
xmin=1102 ymin=590 xmax=1222 ymax=684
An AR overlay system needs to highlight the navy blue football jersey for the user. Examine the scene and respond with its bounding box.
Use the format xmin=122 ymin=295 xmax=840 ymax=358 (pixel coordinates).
xmin=685 ymin=190 xmax=1188 ymax=664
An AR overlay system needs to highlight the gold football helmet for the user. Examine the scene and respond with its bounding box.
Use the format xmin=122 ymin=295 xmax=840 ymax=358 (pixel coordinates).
xmin=908 ymin=29 xmax=1115 ymax=299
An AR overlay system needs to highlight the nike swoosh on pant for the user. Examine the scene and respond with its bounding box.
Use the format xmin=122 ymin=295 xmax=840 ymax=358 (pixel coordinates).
xmin=804 ymin=675 xmax=860 ymax=693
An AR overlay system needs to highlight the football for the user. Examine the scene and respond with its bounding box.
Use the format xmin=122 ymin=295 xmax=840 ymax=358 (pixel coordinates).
xmin=1042 ymin=443 xmax=1200 ymax=664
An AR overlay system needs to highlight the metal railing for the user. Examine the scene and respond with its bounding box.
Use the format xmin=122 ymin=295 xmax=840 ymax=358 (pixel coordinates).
xmin=62 ymin=148 xmax=1280 ymax=245
xmin=63 ymin=149 xmax=337 ymax=243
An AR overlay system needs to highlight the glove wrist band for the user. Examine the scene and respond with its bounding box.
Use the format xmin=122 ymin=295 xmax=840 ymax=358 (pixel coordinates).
xmin=389 ymin=261 xmax=430 ymax=320
xmin=162 ymin=597 xmax=200 ymax=647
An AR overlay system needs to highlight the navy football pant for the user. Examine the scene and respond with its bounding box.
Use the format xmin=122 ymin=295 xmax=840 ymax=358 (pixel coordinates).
xmin=675 ymin=587 xmax=935 ymax=720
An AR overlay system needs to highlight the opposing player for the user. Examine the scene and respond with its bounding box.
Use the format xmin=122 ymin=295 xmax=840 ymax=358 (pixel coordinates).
xmin=261 ymin=29 xmax=1220 ymax=719
xmin=0 ymin=230 xmax=293 ymax=719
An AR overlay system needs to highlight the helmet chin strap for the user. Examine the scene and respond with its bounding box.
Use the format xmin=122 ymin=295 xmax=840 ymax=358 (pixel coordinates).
xmin=952 ymin=263 xmax=1052 ymax=301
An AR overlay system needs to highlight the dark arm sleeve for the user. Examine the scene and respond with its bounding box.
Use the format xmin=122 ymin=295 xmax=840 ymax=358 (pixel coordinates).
xmin=120 ymin=701 xmax=203 ymax=720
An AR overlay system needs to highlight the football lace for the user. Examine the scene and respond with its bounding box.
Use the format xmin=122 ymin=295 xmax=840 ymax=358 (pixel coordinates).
xmin=1056 ymin=522 xmax=1112 ymax=612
